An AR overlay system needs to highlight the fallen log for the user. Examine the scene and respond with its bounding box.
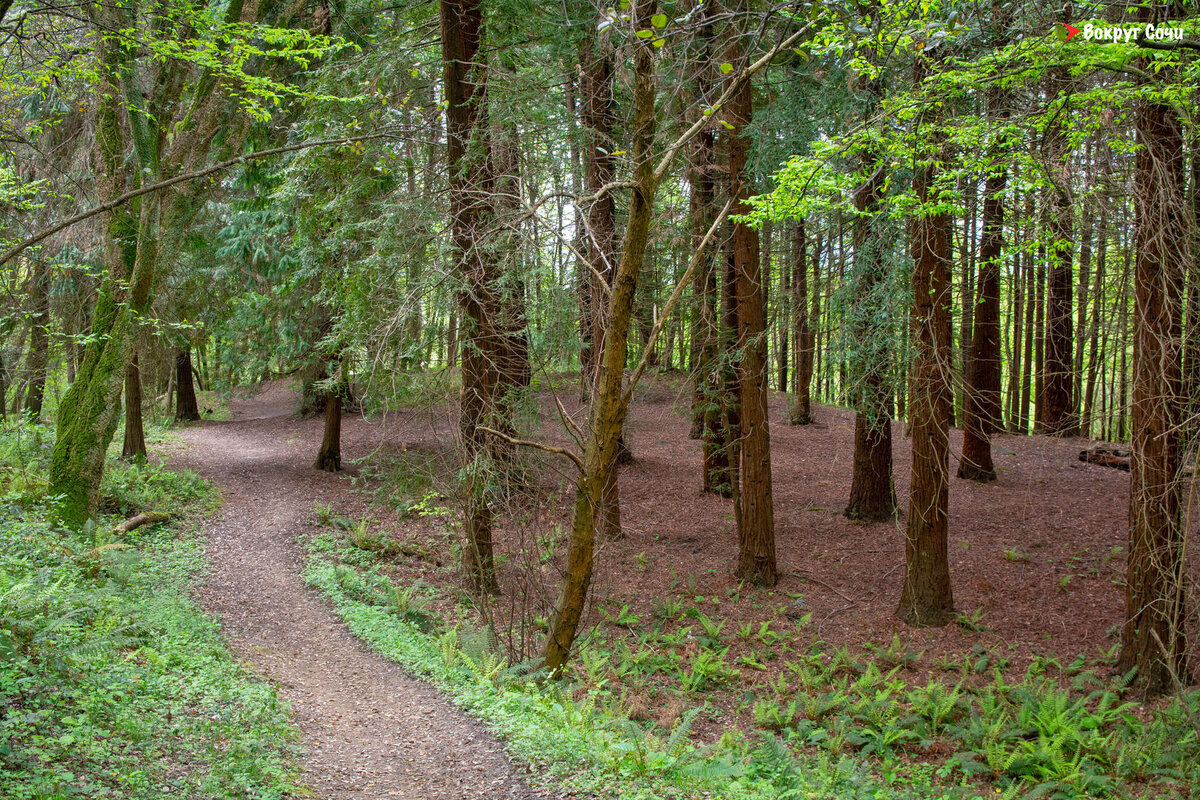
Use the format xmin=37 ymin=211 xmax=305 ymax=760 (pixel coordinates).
xmin=115 ymin=511 xmax=172 ymax=533
xmin=1078 ymin=447 xmax=1130 ymax=472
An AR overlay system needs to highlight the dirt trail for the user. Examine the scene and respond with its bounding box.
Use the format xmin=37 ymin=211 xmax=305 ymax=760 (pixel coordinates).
xmin=168 ymin=383 xmax=552 ymax=800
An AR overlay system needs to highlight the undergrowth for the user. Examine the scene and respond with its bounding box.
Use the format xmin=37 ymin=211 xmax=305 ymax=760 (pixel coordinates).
xmin=305 ymin=526 xmax=1026 ymax=800
xmin=305 ymin=497 xmax=1200 ymax=800
xmin=0 ymin=423 xmax=302 ymax=799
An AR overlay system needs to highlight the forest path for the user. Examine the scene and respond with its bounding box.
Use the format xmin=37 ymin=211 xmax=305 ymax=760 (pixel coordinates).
xmin=168 ymin=382 xmax=552 ymax=800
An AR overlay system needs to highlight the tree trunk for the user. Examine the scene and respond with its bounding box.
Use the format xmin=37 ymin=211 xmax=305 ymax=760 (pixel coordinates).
xmin=441 ymin=0 xmax=503 ymax=594
xmin=1185 ymin=131 xmax=1200 ymax=440
xmin=23 ymin=259 xmax=50 ymax=419
xmin=727 ymin=9 xmax=776 ymax=585
xmin=687 ymin=11 xmax=717 ymax=443
xmin=122 ymin=353 xmax=147 ymax=461
xmin=898 ymin=84 xmax=954 ymax=627
xmin=1041 ymin=68 xmax=1076 ymax=435
xmin=1083 ymin=204 xmax=1108 ymax=437
xmin=1118 ymin=53 xmax=1188 ymax=694
xmin=175 ymin=347 xmax=202 ymax=422
xmin=314 ymin=388 xmax=343 ymax=472
xmin=956 ymin=177 xmax=976 ymax=429
xmin=845 ymin=47 xmax=896 ymax=522
xmin=48 ymin=13 xmax=138 ymax=526
xmin=1033 ymin=241 xmax=1046 ymax=429
xmin=959 ymin=86 xmax=1008 ymax=481
xmin=544 ymin=12 xmax=657 ymax=673
xmin=1008 ymin=251 xmax=1025 ymax=431
xmin=791 ymin=220 xmax=813 ymax=425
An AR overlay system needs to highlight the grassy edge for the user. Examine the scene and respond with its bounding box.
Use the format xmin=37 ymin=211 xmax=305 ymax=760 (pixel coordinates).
xmin=301 ymin=531 xmax=982 ymax=800
xmin=0 ymin=450 xmax=305 ymax=800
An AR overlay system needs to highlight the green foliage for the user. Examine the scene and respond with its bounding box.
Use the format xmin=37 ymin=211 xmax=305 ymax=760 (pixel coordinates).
xmin=0 ymin=434 xmax=301 ymax=799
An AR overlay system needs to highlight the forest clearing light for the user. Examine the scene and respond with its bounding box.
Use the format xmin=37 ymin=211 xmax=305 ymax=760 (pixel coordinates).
xmin=1064 ymin=22 xmax=1185 ymax=42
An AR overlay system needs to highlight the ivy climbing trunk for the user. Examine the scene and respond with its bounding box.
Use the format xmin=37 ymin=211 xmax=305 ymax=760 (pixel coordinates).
xmin=1118 ymin=42 xmax=1188 ymax=694
xmin=898 ymin=61 xmax=954 ymax=626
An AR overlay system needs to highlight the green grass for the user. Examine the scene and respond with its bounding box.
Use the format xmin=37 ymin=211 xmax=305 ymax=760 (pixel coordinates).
xmin=301 ymin=527 xmax=1052 ymax=800
xmin=0 ymin=423 xmax=303 ymax=800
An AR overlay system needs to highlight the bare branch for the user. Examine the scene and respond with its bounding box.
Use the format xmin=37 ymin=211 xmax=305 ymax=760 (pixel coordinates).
xmin=477 ymin=426 xmax=584 ymax=472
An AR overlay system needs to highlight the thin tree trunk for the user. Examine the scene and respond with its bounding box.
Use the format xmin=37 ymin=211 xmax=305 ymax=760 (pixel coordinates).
xmin=23 ymin=259 xmax=50 ymax=418
xmin=959 ymin=86 xmax=1007 ymax=481
xmin=1083 ymin=206 xmax=1108 ymax=437
xmin=956 ymin=177 xmax=976 ymax=429
xmin=122 ymin=353 xmax=146 ymax=460
xmin=1008 ymin=251 xmax=1025 ymax=431
xmin=791 ymin=220 xmax=813 ymax=425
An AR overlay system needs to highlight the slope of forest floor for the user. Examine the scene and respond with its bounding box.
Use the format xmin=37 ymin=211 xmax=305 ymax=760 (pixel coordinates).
xmin=343 ymin=371 xmax=1200 ymax=683
xmin=275 ymin=372 xmax=1200 ymax=798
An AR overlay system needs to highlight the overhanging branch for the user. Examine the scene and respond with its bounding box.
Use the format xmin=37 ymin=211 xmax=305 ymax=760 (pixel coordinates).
xmin=0 ymin=131 xmax=400 ymax=267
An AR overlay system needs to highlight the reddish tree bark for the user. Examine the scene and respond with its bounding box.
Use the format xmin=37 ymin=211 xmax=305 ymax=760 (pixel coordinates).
xmin=899 ymin=90 xmax=954 ymax=627
xmin=175 ymin=347 xmax=202 ymax=422
xmin=122 ymin=353 xmax=146 ymax=460
xmin=727 ymin=6 xmax=775 ymax=585
xmin=959 ymin=86 xmax=1008 ymax=481
xmin=790 ymin=219 xmax=814 ymax=425
xmin=314 ymin=390 xmax=342 ymax=472
xmin=1040 ymin=67 xmax=1076 ymax=436
xmin=1118 ymin=52 xmax=1189 ymax=694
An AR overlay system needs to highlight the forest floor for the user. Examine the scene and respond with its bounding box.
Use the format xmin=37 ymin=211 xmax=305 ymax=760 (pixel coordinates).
xmin=165 ymin=382 xmax=556 ymax=800
xmin=240 ymin=373 xmax=1200 ymax=734
xmin=161 ymin=375 xmax=1200 ymax=798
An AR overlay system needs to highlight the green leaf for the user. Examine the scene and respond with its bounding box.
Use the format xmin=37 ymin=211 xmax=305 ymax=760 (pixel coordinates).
xmin=720 ymin=62 xmax=734 ymax=75
xmin=636 ymin=29 xmax=654 ymax=39
xmin=651 ymin=13 xmax=667 ymax=28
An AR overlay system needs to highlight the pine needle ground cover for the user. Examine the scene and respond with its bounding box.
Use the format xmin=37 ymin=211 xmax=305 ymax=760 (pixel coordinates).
xmin=304 ymin=510 xmax=1200 ymax=800
xmin=0 ymin=424 xmax=302 ymax=800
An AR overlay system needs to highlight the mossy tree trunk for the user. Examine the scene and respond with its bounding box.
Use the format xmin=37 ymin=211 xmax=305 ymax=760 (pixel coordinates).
xmin=49 ymin=12 xmax=138 ymax=526
xmin=544 ymin=6 xmax=657 ymax=674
